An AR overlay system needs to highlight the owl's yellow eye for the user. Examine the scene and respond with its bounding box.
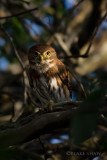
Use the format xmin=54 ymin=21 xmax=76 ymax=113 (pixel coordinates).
xmin=46 ymin=51 xmax=51 ymax=56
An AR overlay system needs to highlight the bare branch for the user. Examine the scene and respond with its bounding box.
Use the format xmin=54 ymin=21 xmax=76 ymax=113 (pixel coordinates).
xmin=61 ymin=0 xmax=85 ymax=21
xmin=69 ymin=69 xmax=87 ymax=98
xmin=0 ymin=24 xmax=27 ymax=113
xmin=75 ymin=44 xmax=107 ymax=75
xmin=59 ymin=12 xmax=107 ymax=59
xmin=54 ymin=33 xmax=71 ymax=56
xmin=0 ymin=100 xmax=100 ymax=149
xmin=28 ymin=12 xmax=52 ymax=34
xmin=83 ymin=12 xmax=107 ymax=57
xmin=0 ymin=24 xmax=25 ymax=70
xmin=53 ymin=100 xmax=81 ymax=108
xmin=0 ymin=7 xmax=38 ymax=20
xmin=47 ymin=0 xmax=85 ymax=45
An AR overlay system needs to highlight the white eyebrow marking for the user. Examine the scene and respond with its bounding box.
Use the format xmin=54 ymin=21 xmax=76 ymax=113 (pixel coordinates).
xmin=34 ymin=51 xmax=40 ymax=54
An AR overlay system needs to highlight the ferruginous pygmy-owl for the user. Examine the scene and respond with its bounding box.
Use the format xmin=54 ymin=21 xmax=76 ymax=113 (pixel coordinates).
xmin=28 ymin=44 xmax=72 ymax=107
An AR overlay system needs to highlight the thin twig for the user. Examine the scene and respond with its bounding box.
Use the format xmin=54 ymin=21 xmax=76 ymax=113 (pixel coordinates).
xmin=47 ymin=0 xmax=85 ymax=44
xmin=0 ymin=7 xmax=38 ymax=20
xmin=61 ymin=0 xmax=85 ymax=21
xmin=0 ymin=24 xmax=25 ymax=69
xmin=46 ymin=1 xmax=86 ymax=44
xmin=23 ymin=71 xmax=28 ymax=106
xmin=69 ymin=69 xmax=87 ymax=98
xmin=54 ymin=33 xmax=71 ymax=56
xmin=56 ymin=0 xmax=85 ymax=32
xmin=29 ymin=12 xmax=52 ymax=34
xmin=84 ymin=12 xmax=107 ymax=57
xmin=0 ymin=24 xmax=27 ymax=114
xmin=59 ymin=12 xmax=107 ymax=59
xmin=59 ymin=54 xmax=88 ymax=59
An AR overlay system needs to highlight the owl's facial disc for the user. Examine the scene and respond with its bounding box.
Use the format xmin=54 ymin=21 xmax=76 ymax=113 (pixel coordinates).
xmin=33 ymin=50 xmax=53 ymax=64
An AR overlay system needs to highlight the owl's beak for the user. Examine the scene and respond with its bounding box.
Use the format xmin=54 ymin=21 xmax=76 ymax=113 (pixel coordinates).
xmin=40 ymin=55 xmax=44 ymax=63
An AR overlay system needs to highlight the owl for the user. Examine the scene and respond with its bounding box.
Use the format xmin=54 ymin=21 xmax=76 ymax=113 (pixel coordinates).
xmin=28 ymin=44 xmax=72 ymax=107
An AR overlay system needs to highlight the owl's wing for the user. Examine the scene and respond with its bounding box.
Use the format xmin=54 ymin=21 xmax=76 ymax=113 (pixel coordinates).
xmin=57 ymin=61 xmax=72 ymax=99
xmin=27 ymin=67 xmax=51 ymax=105
xmin=26 ymin=67 xmax=39 ymax=105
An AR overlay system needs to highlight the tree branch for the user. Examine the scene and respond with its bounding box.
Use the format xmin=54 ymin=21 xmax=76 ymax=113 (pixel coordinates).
xmin=59 ymin=12 xmax=107 ymax=59
xmin=0 ymin=7 xmax=38 ymax=19
xmin=61 ymin=0 xmax=85 ymax=22
xmin=83 ymin=11 xmax=107 ymax=57
xmin=0 ymin=24 xmax=25 ymax=70
xmin=0 ymin=24 xmax=28 ymax=113
xmin=0 ymin=100 xmax=100 ymax=149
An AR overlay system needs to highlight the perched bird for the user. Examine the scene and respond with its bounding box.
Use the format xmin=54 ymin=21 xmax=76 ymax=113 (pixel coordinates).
xmin=28 ymin=44 xmax=72 ymax=108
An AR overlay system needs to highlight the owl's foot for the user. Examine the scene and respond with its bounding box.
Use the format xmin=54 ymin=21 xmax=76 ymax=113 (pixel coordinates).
xmin=44 ymin=100 xmax=54 ymax=112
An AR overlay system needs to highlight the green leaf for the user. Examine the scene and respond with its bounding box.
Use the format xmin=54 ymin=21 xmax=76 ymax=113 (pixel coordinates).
xmin=70 ymin=111 xmax=99 ymax=145
xmin=5 ymin=18 xmax=30 ymax=45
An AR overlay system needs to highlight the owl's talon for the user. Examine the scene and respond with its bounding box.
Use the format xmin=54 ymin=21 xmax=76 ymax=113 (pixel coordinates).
xmin=44 ymin=100 xmax=54 ymax=112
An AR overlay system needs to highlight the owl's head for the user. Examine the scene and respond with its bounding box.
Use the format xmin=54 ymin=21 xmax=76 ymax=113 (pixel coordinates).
xmin=28 ymin=44 xmax=57 ymax=73
xmin=28 ymin=44 xmax=57 ymax=64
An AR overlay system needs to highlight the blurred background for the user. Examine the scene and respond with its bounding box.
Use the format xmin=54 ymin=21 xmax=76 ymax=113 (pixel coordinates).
xmin=0 ymin=0 xmax=107 ymax=160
